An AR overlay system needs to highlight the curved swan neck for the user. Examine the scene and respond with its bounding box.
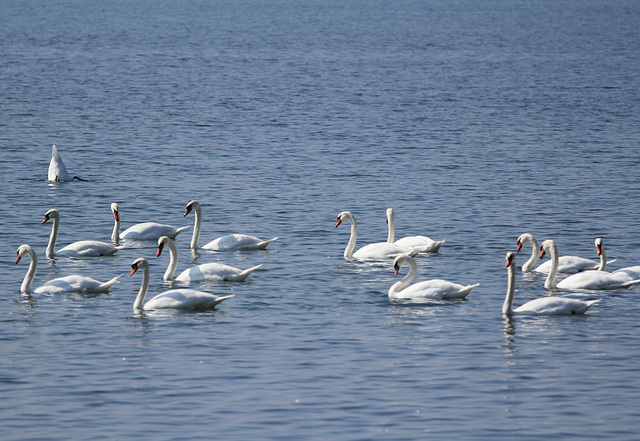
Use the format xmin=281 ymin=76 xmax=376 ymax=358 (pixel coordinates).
xmin=46 ymin=216 xmax=60 ymax=259
xmin=133 ymin=264 xmax=150 ymax=310
xmin=597 ymin=240 xmax=607 ymax=271
xmin=389 ymin=256 xmax=416 ymax=297
xmin=190 ymin=203 xmax=202 ymax=249
xmin=542 ymin=241 xmax=559 ymax=290
xmin=343 ymin=214 xmax=358 ymax=259
xmin=163 ymin=239 xmax=179 ymax=281
xmin=503 ymin=256 xmax=516 ymax=315
xmin=386 ymin=208 xmax=395 ymax=243
xmin=20 ymin=246 xmax=38 ymax=293
xmin=520 ymin=234 xmax=539 ymax=272
xmin=112 ymin=212 xmax=120 ymax=245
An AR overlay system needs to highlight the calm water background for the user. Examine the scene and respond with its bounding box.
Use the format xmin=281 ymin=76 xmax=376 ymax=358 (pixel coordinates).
xmin=1 ymin=0 xmax=640 ymax=439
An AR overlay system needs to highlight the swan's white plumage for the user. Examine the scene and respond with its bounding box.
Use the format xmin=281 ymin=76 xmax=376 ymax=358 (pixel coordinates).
xmin=43 ymin=209 xmax=120 ymax=258
xmin=386 ymin=208 xmax=444 ymax=253
xmin=336 ymin=211 xmax=420 ymax=261
xmin=389 ymin=254 xmax=477 ymax=300
xmin=503 ymin=252 xmax=598 ymax=315
xmin=112 ymin=202 xmax=189 ymax=241
xmin=157 ymin=236 xmax=262 ymax=282
xmin=184 ymin=200 xmax=277 ymax=251
xmin=16 ymin=244 xmax=121 ymax=294
xmin=47 ymin=145 xmax=72 ymax=182
xmin=130 ymin=257 xmax=234 ymax=311
xmin=540 ymin=239 xmax=640 ymax=291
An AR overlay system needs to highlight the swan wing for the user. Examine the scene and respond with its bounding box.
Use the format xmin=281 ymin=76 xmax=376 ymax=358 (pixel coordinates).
xmin=353 ymin=242 xmax=415 ymax=260
xmin=34 ymin=274 xmax=118 ymax=294
xmin=143 ymin=289 xmax=234 ymax=310
xmin=514 ymin=297 xmax=599 ymax=315
xmin=392 ymin=279 xmax=478 ymax=300
xmin=395 ymin=236 xmax=445 ymax=253
xmin=203 ymin=234 xmax=276 ymax=251
xmin=120 ymin=223 xmax=189 ymax=240
xmin=176 ymin=263 xmax=262 ymax=282
xmin=57 ymin=240 xmax=120 ymax=257
xmin=535 ymin=256 xmax=598 ymax=274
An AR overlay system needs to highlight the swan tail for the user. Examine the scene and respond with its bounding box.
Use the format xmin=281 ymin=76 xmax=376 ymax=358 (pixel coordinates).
xmin=174 ymin=225 xmax=191 ymax=236
xmin=99 ymin=274 xmax=123 ymax=290
xmin=258 ymin=237 xmax=278 ymax=250
xmin=408 ymin=249 xmax=421 ymax=258
xmin=606 ymin=258 xmax=617 ymax=266
xmin=460 ymin=283 xmax=480 ymax=295
xmin=232 ymin=264 xmax=263 ymax=282
xmin=621 ymin=279 xmax=640 ymax=288
xmin=213 ymin=294 xmax=235 ymax=306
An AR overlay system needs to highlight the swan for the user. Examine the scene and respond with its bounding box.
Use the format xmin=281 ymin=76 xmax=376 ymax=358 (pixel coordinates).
xmin=43 ymin=208 xmax=120 ymax=258
xmin=130 ymin=257 xmax=234 ymax=311
xmin=335 ymin=211 xmax=421 ymax=261
xmin=157 ymin=236 xmax=262 ymax=282
xmin=112 ymin=202 xmax=189 ymax=241
xmin=386 ymin=208 xmax=444 ymax=253
xmin=503 ymin=251 xmax=599 ymax=315
xmin=517 ymin=233 xmax=615 ymax=274
xmin=389 ymin=254 xmax=478 ymax=300
xmin=184 ymin=200 xmax=277 ymax=251
xmin=47 ymin=145 xmax=86 ymax=182
xmin=16 ymin=244 xmax=121 ymax=294
xmin=613 ymin=266 xmax=640 ymax=279
xmin=540 ymin=239 xmax=640 ymax=291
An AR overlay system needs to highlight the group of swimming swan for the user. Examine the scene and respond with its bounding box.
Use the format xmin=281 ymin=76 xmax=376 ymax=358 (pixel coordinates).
xmin=17 ymin=198 xmax=277 ymax=311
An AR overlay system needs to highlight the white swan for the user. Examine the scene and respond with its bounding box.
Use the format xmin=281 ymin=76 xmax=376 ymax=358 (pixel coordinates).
xmin=43 ymin=209 xmax=120 ymax=258
xmin=112 ymin=202 xmax=189 ymax=241
xmin=503 ymin=252 xmax=599 ymax=315
xmin=130 ymin=257 xmax=234 ymax=311
xmin=184 ymin=200 xmax=277 ymax=251
xmin=47 ymin=145 xmax=71 ymax=182
xmin=517 ymin=233 xmax=615 ymax=274
xmin=16 ymin=244 xmax=121 ymax=294
xmin=386 ymin=208 xmax=444 ymax=253
xmin=389 ymin=254 xmax=478 ymax=300
xmin=613 ymin=266 xmax=640 ymax=279
xmin=540 ymin=239 xmax=640 ymax=291
xmin=335 ymin=211 xmax=421 ymax=261
xmin=157 ymin=236 xmax=262 ymax=282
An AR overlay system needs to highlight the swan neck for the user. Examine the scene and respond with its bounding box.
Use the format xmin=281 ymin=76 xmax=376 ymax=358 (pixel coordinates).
xmin=344 ymin=216 xmax=358 ymax=259
xmin=21 ymin=248 xmax=38 ymax=292
xmin=544 ymin=243 xmax=559 ymax=290
xmin=386 ymin=210 xmax=395 ymax=243
xmin=46 ymin=216 xmax=59 ymax=259
xmin=112 ymin=216 xmax=120 ymax=245
xmin=522 ymin=237 xmax=539 ymax=272
xmin=163 ymin=240 xmax=179 ymax=281
xmin=502 ymin=262 xmax=516 ymax=315
xmin=134 ymin=265 xmax=150 ymax=310
xmin=389 ymin=258 xmax=416 ymax=297
xmin=190 ymin=205 xmax=202 ymax=249
xmin=597 ymin=246 xmax=607 ymax=271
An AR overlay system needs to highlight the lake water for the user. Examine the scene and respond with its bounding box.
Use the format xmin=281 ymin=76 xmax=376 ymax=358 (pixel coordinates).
xmin=1 ymin=0 xmax=640 ymax=439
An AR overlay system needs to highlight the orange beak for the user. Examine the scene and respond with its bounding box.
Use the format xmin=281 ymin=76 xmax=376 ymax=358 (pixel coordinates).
xmin=516 ymin=241 xmax=522 ymax=252
xmin=335 ymin=218 xmax=342 ymax=228
xmin=15 ymin=252 xmax=22 ymax=264
xmin=184 ymin=206 xmax=192 ymax=217
xmin=130 ymin=265 xmax=138 ymax=277
xmin=113 ymin=211 xmax=119 ymax=222
xmin=42 ymin=215 xmax=49 ymax=224
xmin=156 ymin=244 xmax=164 ymax=257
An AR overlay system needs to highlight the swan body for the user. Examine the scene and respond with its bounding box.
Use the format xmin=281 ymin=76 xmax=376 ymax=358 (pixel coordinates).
xmin=386 ymin=208 xmax=444 ymax=253
xmin=336 ymin=211 xmax=421 ymax=261
xmin=16 ymin=244 xmax=121 ymax=294
xmin=43 ymin=209 xmax=120 ymax=258
xmin=503 ymin=252 xmax=598 ymax=315
xmin=184 ymin=200 xmax=277 ymax=251
xmin=540 ymin=239 xmax=640 ymax=291
xmin=47 ymin=145 xmax=72 ymax=182
xmin=130 ymin=258 xmax=234 ymax=311
xmin=517 ymin=233 xmax=614 ymax=274
xmin=613 ymin=266 xmax=640 ymax=279
xmin=112 ymin=203 xmax=189 ymax=241
xmin=157 ymin=236 xmax=262 ymax=282
xmin=389 ymin=254 xmax=478 ymax=300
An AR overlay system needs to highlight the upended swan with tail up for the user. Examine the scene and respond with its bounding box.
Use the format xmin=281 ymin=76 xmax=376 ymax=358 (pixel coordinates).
xmin=43 ymin=208 xmax=120 ymax=258
xmin=503 ymin=252 xmax=599 ymax=315
xmin=540 ymin=238 xmax=640 ymax=291
xmin=389 ymin=254 xmax=478 ymax=300
xmin=16 ymin=244 xmax=121 ymax=294
xmin=184 ymin=200 xmax=277 ymax=251
xmin=47 ymin=145 xmax=86 ymax=182
xmin=386 ymin=208 xmax=444 ymax=253
xmin=157 ymin=236 xmax=262 ymax=282
xmin=130 ymin=257 xmax=234 ymax=311
xmin=112 ymin=203 xmax=189 ymax=241
xmin=335 ymin=211 xmax=421 ymax=261
xmin=517 ymin=233 xmax=615 ymax=274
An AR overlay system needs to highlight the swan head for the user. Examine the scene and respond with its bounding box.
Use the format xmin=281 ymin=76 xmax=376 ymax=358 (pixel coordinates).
xmin=15 ymin=244 xmax=33 ymax=264
xmin=506 ymin=251 xmax=516 ymax=268
xmin=335 ymin=211 xmax=353 ymax=228
xmin=130 ymin=257 xmax=149 ymax=276
xmin=157 ymin=236 xmax=170 ymax=257
xmin=516 ymin=233 xmax=534 ymax=252
xmin=42 ymin=208 xmax=59 ymax=224
xmin=386 ymin=208 xmax=393 ymax=224
xmin=539 ymin=239 xmax=556 ymax=259
xmin=185 ymin=200 xmax=200 ymax=217
xmin=595 ymin=237 xmax=603 ymax=255
xmin=111 ymin=203 xmax=119 ymax=221
xmin=392 ymin=254 xmax=412 ymax=276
